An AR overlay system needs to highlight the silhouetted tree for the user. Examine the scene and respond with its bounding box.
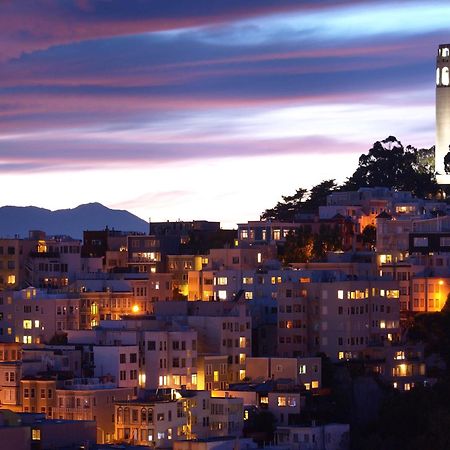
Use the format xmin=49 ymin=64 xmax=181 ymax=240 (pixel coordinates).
xmin=344 ymin=136 xmax=437 ymax=198
xmin=361 ymin=224 xmax=376 ymax=248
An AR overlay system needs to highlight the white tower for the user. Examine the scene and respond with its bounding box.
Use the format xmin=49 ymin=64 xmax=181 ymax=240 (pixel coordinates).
xmin=436 ymin=44 xmax=450 ymax=184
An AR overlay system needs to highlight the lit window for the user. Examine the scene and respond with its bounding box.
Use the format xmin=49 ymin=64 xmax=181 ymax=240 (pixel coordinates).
xmin=217 ymin=277 xmax=227 ymax=285
xmin=218 ymin=290 xmax=227 ymax=301
xmin=23 ymin=336 xmax=32 ymax=344
xmin=23 ymin=320 xmax=32 ymax=330
xmin=386 ymin=290 xmax=399 ymax=299
xmin=31 ymin=429 xmax=41 ymax=441
xmin=311 ymin=381 xmax=319 ymax=389
xmin=213 ymin=371 xmax=219 ymax=382
xmin=34 ymin=320 xmax=40 ymax=328
xmin=277 ymin=396 xmax=287 ymax=407
xmin=299 ymin=365 xmax=307 ymax=374
xmin=337 ymin=290 xmax=344 ymax=299
xmin=7 ymin=275 xmax=15 ymax=285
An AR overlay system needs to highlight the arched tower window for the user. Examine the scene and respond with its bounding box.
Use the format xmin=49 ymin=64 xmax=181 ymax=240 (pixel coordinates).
xmin=443 ymin=48 xmax=450 ymax=57
xmin=443 ymin=67 xmax=449 ymax=86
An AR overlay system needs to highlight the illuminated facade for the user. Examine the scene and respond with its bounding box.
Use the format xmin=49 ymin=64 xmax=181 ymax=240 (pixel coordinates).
xmin=436 ymin=44 xmax=450 ymax=183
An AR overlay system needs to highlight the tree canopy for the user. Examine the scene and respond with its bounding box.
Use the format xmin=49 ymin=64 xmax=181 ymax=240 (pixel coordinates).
xmin=343 ymin=136 xmax=437 ymax=198
xmin=261 ymin=136 xmax=438 ymax=222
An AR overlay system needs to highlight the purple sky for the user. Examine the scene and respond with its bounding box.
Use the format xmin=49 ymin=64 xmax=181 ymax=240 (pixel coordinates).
xmin=1 ymin=1 xmax=448 ymax=227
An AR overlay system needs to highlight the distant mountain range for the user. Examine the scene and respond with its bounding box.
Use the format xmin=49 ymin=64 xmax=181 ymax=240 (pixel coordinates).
xmin=0 ymin=202 xmax=149 ymax=239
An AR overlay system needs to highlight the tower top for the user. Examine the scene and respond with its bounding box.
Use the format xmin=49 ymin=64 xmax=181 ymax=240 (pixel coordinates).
xmin=437 ymin=45 xmax=450 ymax=59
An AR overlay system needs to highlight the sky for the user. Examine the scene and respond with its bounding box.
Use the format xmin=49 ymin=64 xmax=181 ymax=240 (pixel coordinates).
xmin=1 ymin=0 xmax=449 ymax=228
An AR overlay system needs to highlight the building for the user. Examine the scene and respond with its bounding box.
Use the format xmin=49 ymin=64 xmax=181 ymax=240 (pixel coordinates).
xmin=55 ymin=377 xmax=134 ymax=444
xmin=0 ymin=288 xmax=81 ymax=345
xmin=245 ymin=357 xmax=321 ymax=391
xmin=276 ymin=277 xmax=401 ymax=362
xmin=0 ymin=409 xmax=96 ymax=450
xmin=436 ymin=43 xmax=450 ymax=183
xmin=276 ymin=423 xmax=350 ymax=450
xmin=114 ymin=392 xmax=185 ymax=447
xmin=25 ymin=231 xmax=82 ymax=289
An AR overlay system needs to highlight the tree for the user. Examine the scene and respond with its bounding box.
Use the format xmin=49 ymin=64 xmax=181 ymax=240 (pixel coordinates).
xmin=344 ymin=136 xmax=437 ymax=198
xmin=260 ymin=180 xmax=337 ymax=221
xmin=361 ymin=224 xmax=376 ymax=248
xmin=303 ymin=179 xmax=338 ymax=212
xmin=261 ymin=188 xmax=307 ymax=221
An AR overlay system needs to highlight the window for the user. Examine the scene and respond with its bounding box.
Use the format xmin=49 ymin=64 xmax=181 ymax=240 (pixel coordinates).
xmin=31 ymin=429 xmax=41 ymax=441
xmin=120 ymin=353 xmax=126 ymax=364
xmin=147 ymin=341 xmax=156 ymax=351
xmin=413 ymin=237 xmax=428 ymax=247
xmin=130 ymin=353 xmax=137 ymax=363
xmin=440 ymin=237 xmax=450 ymax=247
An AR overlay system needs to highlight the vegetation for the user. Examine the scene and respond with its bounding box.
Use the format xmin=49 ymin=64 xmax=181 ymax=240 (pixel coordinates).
xmin=343 ymin=136 xmax=436 ymax=197
xmin=261 ymin=136 xmax=438 ymax=222
xmin=361 ymin=224 xmax=376 ymax=248
xmin=281 ymin=223 xmax=343 ymax=263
